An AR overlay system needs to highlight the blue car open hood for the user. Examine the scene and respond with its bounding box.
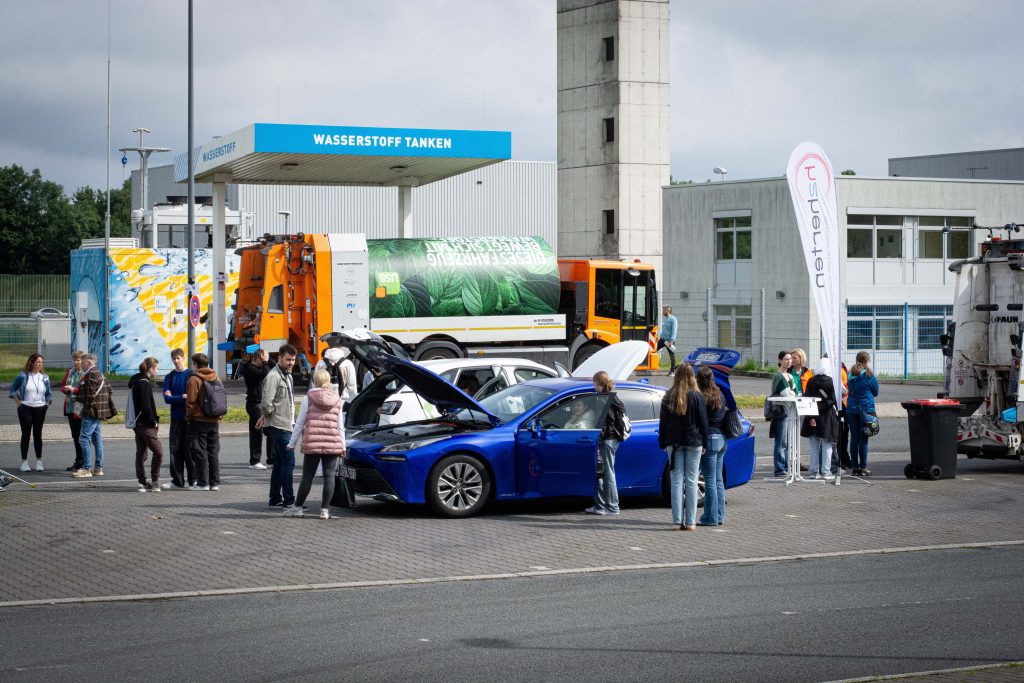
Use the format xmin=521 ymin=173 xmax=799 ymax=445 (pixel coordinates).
xmin=684 ymin=347 xmax=741 ymax=411
xmin=366 ymin=351 xmax=501 ymax=426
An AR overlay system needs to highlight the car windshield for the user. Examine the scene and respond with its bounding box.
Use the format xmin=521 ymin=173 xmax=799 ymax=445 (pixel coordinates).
xmin=452 ymin=383 xmax=556 ymax=423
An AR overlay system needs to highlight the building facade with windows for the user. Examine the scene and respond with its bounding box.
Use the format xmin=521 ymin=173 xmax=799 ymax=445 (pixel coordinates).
xmin=662 ymin=176 xmax=1024 ymax=377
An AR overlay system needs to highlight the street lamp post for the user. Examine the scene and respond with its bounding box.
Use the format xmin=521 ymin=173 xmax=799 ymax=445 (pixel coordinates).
xmin=713 ymin=166 xmax=728 ymax=182
xmin=119 ymin=128 xmax=170 ymax=248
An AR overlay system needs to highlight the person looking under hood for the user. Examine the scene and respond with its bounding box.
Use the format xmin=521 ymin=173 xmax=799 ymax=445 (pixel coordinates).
xmin=314 ymin=346 xmax=357 ymax=403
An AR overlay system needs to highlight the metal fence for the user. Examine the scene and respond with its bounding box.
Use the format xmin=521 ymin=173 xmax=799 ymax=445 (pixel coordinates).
xmin=663 ymin=289 xmax=948 ymax=379
xmin=0 ymin=274 xmax=70 ymax=316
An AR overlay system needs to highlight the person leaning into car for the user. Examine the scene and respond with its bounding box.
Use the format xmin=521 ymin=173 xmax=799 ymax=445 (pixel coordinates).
xmin=584 ymin=371 xmax=626 ymax=517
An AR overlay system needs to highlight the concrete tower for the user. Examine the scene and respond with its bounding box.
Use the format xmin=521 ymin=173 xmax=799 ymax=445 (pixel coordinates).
xmin=556 ymin=0 xmax=669 ymax=275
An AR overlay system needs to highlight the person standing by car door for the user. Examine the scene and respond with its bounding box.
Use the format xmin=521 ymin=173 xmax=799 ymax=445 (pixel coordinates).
xmin=584 ymin=371 xmax=626 ymax=516
xmin=261 ymin=344 xmax=298 ymax=508
xmin=659 ymin=364 xmax=708 ymax=531
xmin=242 ymin=349 xmax=273 ymax=469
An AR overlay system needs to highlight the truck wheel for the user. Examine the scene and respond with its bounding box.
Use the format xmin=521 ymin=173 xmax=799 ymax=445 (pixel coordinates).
xmin=415 ymin=341 xmax=462 ymax=361
xmin=426 ymin=454 xmax=491 ymax=518
xmin=572 ymin=343 xmax=601 ymax=370
xmin=904 ymin=463 xmax=915 ymax=479
xmin=927 ymin=465 xmax=942 ymax=480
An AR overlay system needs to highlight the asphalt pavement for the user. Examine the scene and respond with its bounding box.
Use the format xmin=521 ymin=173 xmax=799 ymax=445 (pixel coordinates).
xmin=2 ymin=547 xmax=1021 ymax=682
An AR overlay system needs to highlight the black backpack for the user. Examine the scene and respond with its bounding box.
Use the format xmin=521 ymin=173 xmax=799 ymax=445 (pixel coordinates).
xmin=202 ymin=378 xmax=228 ymax=417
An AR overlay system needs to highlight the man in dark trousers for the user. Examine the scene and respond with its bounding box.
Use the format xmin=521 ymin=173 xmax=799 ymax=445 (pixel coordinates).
xmin=162 ymin=348 xmax=195 ymax=489
xmin=242 ymin=348 xmax=274 ymax=469
xmin=186 ymin=353 xmax=223 ymax=491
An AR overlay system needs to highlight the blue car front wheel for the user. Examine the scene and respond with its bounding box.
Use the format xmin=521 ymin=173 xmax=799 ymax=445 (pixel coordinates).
xmin=427 ymin=454 xmax=491 ymax=518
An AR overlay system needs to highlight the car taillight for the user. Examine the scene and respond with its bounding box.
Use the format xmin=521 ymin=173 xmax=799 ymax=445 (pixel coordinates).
xmin=747 ymin=423 xmax=755 ymax=437
xmin=380 ymin=401 xmax=401 ymax=415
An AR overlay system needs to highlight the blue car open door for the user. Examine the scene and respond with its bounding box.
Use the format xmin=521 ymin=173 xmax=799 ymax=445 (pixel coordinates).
xmin=515 ymin=393 xmax=613 ymax=498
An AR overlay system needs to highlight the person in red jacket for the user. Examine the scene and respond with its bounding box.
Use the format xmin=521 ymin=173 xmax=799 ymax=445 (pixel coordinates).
xmin=285 ymin=369 xmax=346 ymax=519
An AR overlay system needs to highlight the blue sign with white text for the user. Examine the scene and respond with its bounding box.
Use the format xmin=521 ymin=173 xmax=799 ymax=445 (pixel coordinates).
xmin=253 ymin=123 xmax=511 ymax=160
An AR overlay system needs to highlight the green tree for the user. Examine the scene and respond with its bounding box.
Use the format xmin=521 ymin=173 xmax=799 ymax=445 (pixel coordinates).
xmin=841 ymin=169 xmax=856 ymax=176
xmin=71 ymin=179 xmax=132 ymax=239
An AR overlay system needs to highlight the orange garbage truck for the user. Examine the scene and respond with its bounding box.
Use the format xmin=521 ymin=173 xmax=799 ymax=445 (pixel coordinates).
xmin=230 ymin=233 xmax=659 ymax=379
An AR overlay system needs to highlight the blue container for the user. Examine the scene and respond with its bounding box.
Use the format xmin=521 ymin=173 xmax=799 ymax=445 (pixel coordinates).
xmin=1001 ymin=407 xmax=1017 ymax=422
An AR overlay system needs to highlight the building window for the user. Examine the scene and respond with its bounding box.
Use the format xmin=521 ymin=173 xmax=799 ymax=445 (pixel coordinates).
xmin=603 ymin=209 xmax=615 ymax=235
xmin=917 ymin=216 xmax=973 ymax=260
xmin=916 ymin=305 xmax=954 ymax=350
xmin=714 ymin=305 xmax=752 ymax=349
xmin=846 ymin=305 xmax=904 ymax=351
xmin=603 ymin=117 xmax=615 ymax=143
xmin=714 ymin=216 xmax=752 ymax=261
xmin=603 ymin=36 xmax=615 ymax=61
xmin=846 ymin=215 xmax=904 ymax=259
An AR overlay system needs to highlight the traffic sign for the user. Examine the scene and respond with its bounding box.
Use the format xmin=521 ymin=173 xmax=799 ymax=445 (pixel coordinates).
xmin=189 ymin=295 xmax=202 ymax=329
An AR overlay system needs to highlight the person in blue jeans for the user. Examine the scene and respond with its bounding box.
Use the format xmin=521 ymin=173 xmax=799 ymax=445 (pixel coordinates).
xmin=261 ymin=344 xmax=298 ymax=508
xmin=847 ymin=351 xmax=879 ymax=476
xmin=72 ymin=354 xmax=113 ymax=478
xmin=697 ymin=366 xmax=727 ymax=526
xmin=659 ymin=364 xmax=708 ymax=531
xmin=769 ymin=350 xmax=796 ymax=476
xmin=584 ymin=371 xmax=626 ymax=516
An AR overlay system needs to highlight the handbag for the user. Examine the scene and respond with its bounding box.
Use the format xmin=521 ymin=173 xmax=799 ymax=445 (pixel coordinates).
xmin=862 ymin=411 xmax=880 ymax=437
xmin=722 ymin=409 xmax=743 ymax=440
xmin=330 ymin=457 xmax=357 ymax=508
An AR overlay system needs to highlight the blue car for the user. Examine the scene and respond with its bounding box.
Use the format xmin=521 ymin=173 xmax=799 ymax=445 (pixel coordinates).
xmin=344 ymin=347 xmax=756 ymax=518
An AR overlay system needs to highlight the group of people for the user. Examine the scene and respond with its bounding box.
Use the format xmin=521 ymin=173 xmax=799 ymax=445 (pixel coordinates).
xmin=584 ymin=363 xmax=728 ymax=532
xmin=769 ymin=348 xmax=879 ymax=478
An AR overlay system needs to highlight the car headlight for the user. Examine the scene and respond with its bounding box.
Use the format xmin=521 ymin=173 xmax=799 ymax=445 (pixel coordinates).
xmin=379 ymin=435 xmax=451 ymax=453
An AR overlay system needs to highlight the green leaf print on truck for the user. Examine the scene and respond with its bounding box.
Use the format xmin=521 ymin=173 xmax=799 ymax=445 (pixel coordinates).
xmin=368 ymin=236 xmax=560 ymax=319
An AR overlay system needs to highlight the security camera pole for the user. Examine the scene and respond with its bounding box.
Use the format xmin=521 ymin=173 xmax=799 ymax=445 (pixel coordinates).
xmin=186 ymin=0 xmax=196 ymax=360
xmin=119 ymin=128 xmax=170 ymax=248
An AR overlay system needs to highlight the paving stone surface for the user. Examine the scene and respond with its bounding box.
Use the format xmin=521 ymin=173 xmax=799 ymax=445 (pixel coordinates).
xmin=1 ymin=435 xmax=1022 ymax=604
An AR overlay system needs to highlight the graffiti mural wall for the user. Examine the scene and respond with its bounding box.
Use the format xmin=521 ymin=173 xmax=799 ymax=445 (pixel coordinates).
xmin=71 ymin=248 xmax=240 ymax=374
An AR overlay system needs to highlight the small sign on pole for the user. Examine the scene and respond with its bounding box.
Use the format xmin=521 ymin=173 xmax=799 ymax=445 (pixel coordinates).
xmin=189 ymin=295 xmax=202 ymax=329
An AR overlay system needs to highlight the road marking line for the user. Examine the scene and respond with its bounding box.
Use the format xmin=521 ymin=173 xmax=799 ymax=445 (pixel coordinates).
xmin=101 ymin=550 xmax=116 ymax=554
xmin=824 ymin=660 xmax=1024 ymax=682
xmin=2 ymin=540 xmax=1022 ymax=609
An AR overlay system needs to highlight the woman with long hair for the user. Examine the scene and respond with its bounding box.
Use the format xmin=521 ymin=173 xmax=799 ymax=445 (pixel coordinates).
xmin=847 ymin=351 xmax=879 ymax=476
xmin=585 ymin=370 xmax=627 ymax=516
xmin=658 ymin=364 xmax=708 ymax=531
xmin=696 ymin=366 xmax=727 ymax=526
xmin=9 ymin=353 xmax=52 ymax=472
xmin=286 ymin=369 xmax=346 ymax=519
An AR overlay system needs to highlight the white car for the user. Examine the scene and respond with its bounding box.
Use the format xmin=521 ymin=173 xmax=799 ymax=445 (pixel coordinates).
xmin=30 ymin=308 xmax=67 ymax=319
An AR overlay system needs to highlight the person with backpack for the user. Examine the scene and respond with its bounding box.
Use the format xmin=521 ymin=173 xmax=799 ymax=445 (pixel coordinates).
xmin=185 ymin=353 xmax=225 ymax=491
xmin=128 ymin=357 xmax=163 ymax=492
xmin=584 ymin=370 xmax=627 ymax=516
xmin=659 ymin=363 xmax=709 ymax=531
xmin=72 ymin=353 xmax=116 ymax=478
xmin=314 ymin=346 xmax=357 ymax=404
xmin=162 ymin=348 xmax=196 ymax=489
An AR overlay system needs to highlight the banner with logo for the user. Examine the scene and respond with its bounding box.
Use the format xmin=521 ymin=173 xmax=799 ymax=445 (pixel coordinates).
xmin=786 ymin=142 xmax=843 ymax=403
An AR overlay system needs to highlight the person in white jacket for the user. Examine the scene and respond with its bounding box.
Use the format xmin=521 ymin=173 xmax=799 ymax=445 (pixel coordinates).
xmin=313 ymin=346 xmax=357 ymax=403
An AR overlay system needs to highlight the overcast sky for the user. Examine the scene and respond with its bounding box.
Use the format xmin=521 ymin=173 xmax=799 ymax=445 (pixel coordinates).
xmin=2 ymin=0 xmax=1021 ymax=194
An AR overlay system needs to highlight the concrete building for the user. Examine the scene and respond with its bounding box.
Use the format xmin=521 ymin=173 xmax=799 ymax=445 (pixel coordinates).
xmin=889 ymin=148 xmax=1024 ymax=181
xmin=556 ymin=0 xmax=669 ymax=275
xmin=131 ymin=161 xmax=557 ymax=247
xmin=662 ymin=176 xmax=1024 ymax=377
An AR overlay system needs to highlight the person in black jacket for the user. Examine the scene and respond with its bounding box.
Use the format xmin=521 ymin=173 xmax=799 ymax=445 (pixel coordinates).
xmin=242 ymin=349 xmax=274 ymax=469
xmin=129 ymin=357 xmax=163 ymax=492
xmin=802 ymin=357 xmax=841 ymax=481
xmin=658 ymin=363 xmax=708 ymax=531
xmin=697 ymin=366 xmax=727 ymax=527
xmin=584 ymin=371 xmax=626 ymax=516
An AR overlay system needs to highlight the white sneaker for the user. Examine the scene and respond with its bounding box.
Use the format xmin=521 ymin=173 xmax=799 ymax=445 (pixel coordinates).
xmin=138 ymin=483 xmax=149 ymax=492
xmin=813 ymin=473 xmax=822 ymax=480
xmin=20 ymin=461 xmax=30 ymax=472
xmin=250 ymin=463 xmax=268 ymax=470
xmin=35 ymin=460 xmax=44 ymax=471
xmin=196 ymin=485 xmax=210 ymax=491
xmin=210 ymin=485 xmax=220 ymax=491
xmin=161 ymin=482 xmax=173 ymax=489
xmin=584 ymin=506 xmax=608 ymax=516
xmin=823 ymin=474 xmax=836 ymax=481
xmin=283 ymin=505 xmax=304 ymax=517
xmin=319 ymin=508 xmax=330 ymax=520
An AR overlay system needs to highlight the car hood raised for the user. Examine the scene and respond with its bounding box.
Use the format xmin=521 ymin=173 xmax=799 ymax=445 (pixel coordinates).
xmin=571 ymin=340 xmax=650 ymax=381
xmin=366 ymin=352 xmax=501 ymax=425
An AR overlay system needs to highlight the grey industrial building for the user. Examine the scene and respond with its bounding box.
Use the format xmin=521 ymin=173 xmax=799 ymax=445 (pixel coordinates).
xmin=889 ymin=148 xmax=1024 ymax=181
xmin=662 ymin=175 xmax=1024 ymax=377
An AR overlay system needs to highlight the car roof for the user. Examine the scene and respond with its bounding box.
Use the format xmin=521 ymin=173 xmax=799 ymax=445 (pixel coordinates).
xmin=417 ymin=358 xmax=552 ymax=372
